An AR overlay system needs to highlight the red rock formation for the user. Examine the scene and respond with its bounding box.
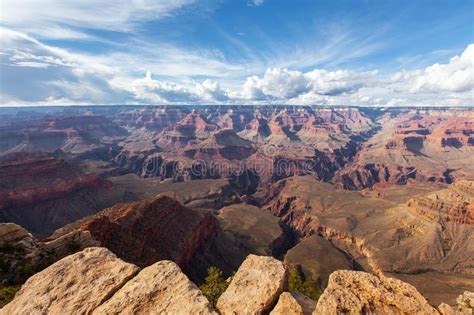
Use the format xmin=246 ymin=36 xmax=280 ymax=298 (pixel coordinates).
xmin=407 ymin=180 xmax=474 ymax=224
xmin=80 ymin=196 xmax=220 ymax=271
xmin=0 ymin=115 xmax=127 ymax=156
xmin=334 ymin=113 xmax=474 ymax=190
xmin=185 ymin=129 xmax=255 ymax=161
xmin=0 ymin=153 xmax=121 ymax=237
xmin=115 ymin=108 xmax=184 ymax=131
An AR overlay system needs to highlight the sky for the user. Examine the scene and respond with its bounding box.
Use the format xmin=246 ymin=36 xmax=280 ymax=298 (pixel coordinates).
xmin=0 ymin=0 xmax=473 ymax=106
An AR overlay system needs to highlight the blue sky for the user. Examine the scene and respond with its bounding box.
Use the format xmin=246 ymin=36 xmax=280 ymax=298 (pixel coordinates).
xmin=0 ymin=0 xmax=473 ymax=106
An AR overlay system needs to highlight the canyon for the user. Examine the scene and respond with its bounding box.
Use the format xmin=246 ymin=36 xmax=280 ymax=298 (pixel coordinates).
xmin=0 ymin=105 xmax=473 ymax=313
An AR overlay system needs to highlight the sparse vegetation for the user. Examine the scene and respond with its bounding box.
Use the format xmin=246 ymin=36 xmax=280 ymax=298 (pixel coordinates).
xmin=200 ymin=266 xmax=229 ymax=307
xmin=0 ymin=285 xmax=20 ymax=308
xmin=0 ymin=242 xmax=16 ymax=254
xmin=288 ymin=267 xmax=322 ymax=301
xmin=19 ymin=262 xmax=35 ymax=281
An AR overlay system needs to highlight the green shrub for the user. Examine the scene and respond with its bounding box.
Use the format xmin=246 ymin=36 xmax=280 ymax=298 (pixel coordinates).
xmin=199 ymin=266 xmax=229 ymax=307
xmin=288 ymin=267 xmax=322 ymax=301
xmin=0 ymin=285 xmax=20 ymax=308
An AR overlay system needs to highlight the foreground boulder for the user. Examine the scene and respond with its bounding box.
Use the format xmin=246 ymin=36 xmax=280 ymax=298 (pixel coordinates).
xmin=2 ymin=247 xmax=216 ymax=314
xmin=217 ymin=254 xmax=287 ymax=314
xmin=314 ymin=270 xmax=438 ymax=314
xmin=94 ymin=260 xmax=216 ymax=314
xmin=1 ymin=247 xmax=139 ymax=315
xmin=270 ymin=292 xmax=316 ymax=315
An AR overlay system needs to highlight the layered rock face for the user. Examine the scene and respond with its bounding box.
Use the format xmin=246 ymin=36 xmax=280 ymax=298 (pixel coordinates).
xmin=0 ymin=115 xmax=127 ymax=157
xmin=0 ymin=223 xmax=38 ymax=285
xmin=334 ymin=112 xmax=474 ymax=190
xmin=159 ymin=111 xmax=219 ymax=147
xmin=0 ymin=154 xmax=122 ymax=237
xmin=406 ymin=180 xmax=473 ymax=224
xmin=185 ymin=129 xmax=255 ymax=161
xmin=112 ymin=106 xmax=376 ymax=188
xmin=264 ymin=176 xmax=474 ymax=305
xmin=78 ymin=196 xmax=220 ymax=274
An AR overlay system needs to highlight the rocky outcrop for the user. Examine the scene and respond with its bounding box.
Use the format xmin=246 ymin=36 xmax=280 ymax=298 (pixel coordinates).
xmin=271 ymin=292 xmax=316 ymax=315
xmin=79 ymin=196 xmax=220 ymax=276
xmin=0 ymin=223 xmax=39 ymax=285
xmin=1 ymin=247 xmax=215 ymax=314
xmin=3 ymin=248 xmax=466 ymax=314
xmin=265 ymin=176 xmax=474 ymax=304
xmin=0 ymin=247 xmax=139 ymax=315
xmin=456 ymin=291 xmax=474 ymax=314
xmin=217 ymin=254 xmax=288 ymax=314
xmin=271 ymin=292 xmax=305 ymax=315
xmin=314 ymin=270 xmax=438 ymax=314
xmin=160 ymin=111 xmax=219 ymax=147
xmin=406 ymin=180 xmax=473 ymax=224
xmin=185 ymin=129 xmax=255 ymax=161
xmin=94 ymin=260 xmax=216 ymax=314
xmin=0 ymin=222 xmax=100 ymax=286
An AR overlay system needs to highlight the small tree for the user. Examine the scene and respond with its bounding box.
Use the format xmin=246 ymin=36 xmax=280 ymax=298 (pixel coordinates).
xmin=200 ymin=266 xmax=229 ymax=307
xmin=288 ymin=267 xmax=322 ymax=301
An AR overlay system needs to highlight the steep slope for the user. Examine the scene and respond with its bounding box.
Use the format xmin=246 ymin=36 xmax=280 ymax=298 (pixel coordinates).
xmin=0 ymin=153 xmax=123 ymax=237
xmin=264 ymin=176 xmax=474 ymax=305
xmin=76 ymin=196 xmax=220 ymax=277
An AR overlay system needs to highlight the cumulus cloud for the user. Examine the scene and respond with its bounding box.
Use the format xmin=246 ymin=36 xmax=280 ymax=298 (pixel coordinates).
xmin=239 ymin=67 xmax=376 ymax=100
xmin=131 ymin=72 xmax=229 ymax=104
xmin=391 ymin=44 xmax=474 ymax=94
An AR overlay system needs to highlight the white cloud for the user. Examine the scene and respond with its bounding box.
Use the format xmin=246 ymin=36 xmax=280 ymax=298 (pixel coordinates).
xmin=130 ymin=73 xmax=230 ymax=103
xmin=252 ymin=0 xmax=264 ymax=6
xmin=392 ymin=44 xmax=474 ymax=94
xmin=1 ymin=27 xmax=472 ymax=107
xmin=195 ymin=80 xmax=230 ymax=102
xmin=238 ymin=67 xmax=376 ymax=100
xmin=0 ymin=0 xmax=196 ymax=38
xmin=0 ymin=28 xmax=130 ymax=104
